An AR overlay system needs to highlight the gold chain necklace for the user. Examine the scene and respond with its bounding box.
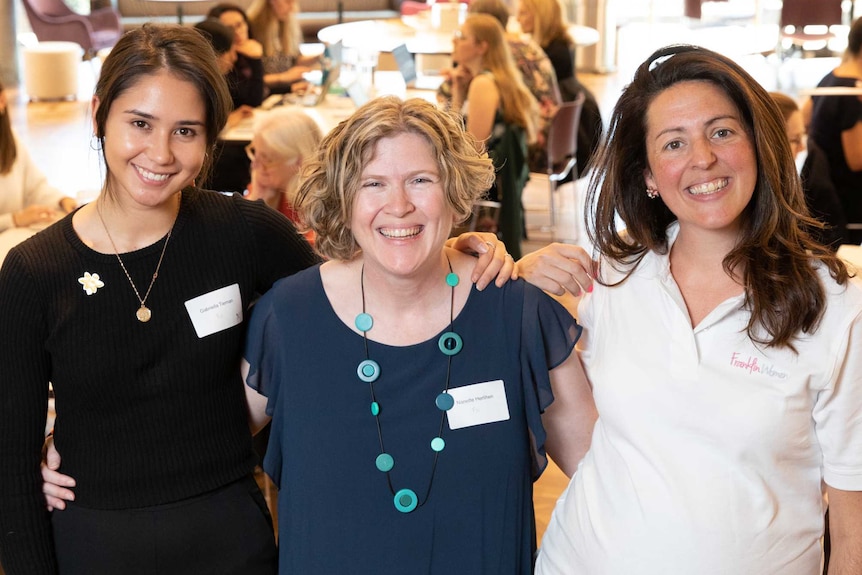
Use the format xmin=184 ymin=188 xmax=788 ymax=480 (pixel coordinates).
xmin=97 ymin=202 xmax=177 ymax=323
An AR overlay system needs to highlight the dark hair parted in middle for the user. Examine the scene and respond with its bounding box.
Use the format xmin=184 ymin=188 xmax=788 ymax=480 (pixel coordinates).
xmin=93 ymin=24 xmax=232 ymax=184
xmin=587 ymin=44 xmax=850 ymax=349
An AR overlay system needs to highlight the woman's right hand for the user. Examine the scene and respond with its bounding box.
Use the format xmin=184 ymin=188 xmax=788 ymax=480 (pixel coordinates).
xmin=41 ymin=436 xmax=76 ymax=511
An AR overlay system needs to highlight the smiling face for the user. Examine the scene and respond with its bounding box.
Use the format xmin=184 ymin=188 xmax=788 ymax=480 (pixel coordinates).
xmin=351 ymin=132 xmax=456 ymax=279
xmin=643 ymin=80 xmax=757 ymax=241
xmin=95 ymin=70 xmax=207 ymax=211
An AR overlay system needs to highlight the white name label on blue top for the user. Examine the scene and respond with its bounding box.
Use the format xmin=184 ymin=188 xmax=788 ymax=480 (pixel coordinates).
xmin=184 ymin=283 xmax=243 ymax=338
xmin=447 ymin=379 xmax=510 ymax=430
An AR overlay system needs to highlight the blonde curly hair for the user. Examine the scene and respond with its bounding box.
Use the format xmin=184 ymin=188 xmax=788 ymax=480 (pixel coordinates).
xmin=296 ymin=97 xmax=496 ymax=261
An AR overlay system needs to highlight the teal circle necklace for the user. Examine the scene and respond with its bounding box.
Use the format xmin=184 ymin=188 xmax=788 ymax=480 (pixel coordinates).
xmin=356 ymin=256 xmax=461 ymax=514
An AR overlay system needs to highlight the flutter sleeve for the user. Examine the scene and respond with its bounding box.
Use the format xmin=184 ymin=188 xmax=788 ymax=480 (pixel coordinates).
xmin=243 ymin=282 xmax=289 ymax=486
xmin=520 ymin=283 xmax=582 ymax=480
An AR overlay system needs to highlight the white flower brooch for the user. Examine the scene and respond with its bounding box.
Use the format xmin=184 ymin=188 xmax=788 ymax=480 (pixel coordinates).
xmin=78 ymin=272 xmax=105 ymax=295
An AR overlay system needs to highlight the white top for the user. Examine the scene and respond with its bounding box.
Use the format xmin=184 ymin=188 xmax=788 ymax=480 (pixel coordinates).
xmin=0 ymin=132 xmax=64 ymax=232
xmin=536 ymin=223 xmax=862 ymax=575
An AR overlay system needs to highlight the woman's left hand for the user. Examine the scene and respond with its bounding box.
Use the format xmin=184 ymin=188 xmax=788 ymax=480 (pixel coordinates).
xmin=447 ymin=232 xmax=515 ymax=290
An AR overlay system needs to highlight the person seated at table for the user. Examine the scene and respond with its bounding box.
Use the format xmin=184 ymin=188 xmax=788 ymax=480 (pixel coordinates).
xmin=241 ymin=95 xmax=597 ymax=574
xmin=438 ymin=0 xmax=562 ymax=173
xmin=771 ymin=91 xmax=848 ymax=249
xmin=194 ymin=17 xmax=262 ymax=195
xmin=0 ymin=79 xmax=75 ymax=232
xmin=245 ymin=106 xmax=322 ymax=242
xmin=194 ymin=19 xmax=257 ymax=130
xmin=804 ymin=16 xmax=862 ymax=244
xmin=207 ymin=3 xmax=265 ymax=110
xmin=450 ymin=13 xmax=538 ymax=260
xmin=516 ymin=0 xmax=603 ymax=173
xmin=247 ymin=0 xmax=319 ymax=94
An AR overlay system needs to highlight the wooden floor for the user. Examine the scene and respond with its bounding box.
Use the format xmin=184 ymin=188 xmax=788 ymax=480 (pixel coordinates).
xmin=5 ymin=15 xmax=838 ymax=549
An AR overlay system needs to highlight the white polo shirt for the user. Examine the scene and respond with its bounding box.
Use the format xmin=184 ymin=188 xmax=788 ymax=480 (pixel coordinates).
xmin=536 ymin=223 xmax=862 ymax=575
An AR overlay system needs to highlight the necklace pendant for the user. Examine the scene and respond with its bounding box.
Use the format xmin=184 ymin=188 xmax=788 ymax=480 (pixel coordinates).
xmin=136 ymin=305 xmax=152 ymax=323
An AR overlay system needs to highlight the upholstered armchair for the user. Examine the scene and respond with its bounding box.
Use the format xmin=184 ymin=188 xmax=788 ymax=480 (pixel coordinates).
xmin=20 ymin=0 xmax=123 ymax=56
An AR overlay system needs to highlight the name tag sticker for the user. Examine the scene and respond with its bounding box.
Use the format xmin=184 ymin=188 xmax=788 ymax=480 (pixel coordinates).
xmin=446 ymin=379 xmax=510 ymax=430
xmin=184 ymin=284 xmax=243 ymax=338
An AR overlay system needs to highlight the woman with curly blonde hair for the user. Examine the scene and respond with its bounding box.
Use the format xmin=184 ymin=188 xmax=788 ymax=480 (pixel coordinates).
xmin=242 ymin=96 xmax=596 ymax=574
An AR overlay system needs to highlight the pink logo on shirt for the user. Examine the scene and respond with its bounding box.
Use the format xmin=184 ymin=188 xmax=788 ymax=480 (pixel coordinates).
xmin=729 ymin=352 xmax=787 ymax=379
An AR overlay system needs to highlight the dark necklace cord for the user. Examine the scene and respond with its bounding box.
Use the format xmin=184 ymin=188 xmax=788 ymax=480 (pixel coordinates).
xmin=359 ymin=256 xmax=456 ymax=511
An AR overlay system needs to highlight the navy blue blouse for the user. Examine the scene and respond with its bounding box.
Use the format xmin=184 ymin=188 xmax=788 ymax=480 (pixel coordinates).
xmin=244 ymin=265 xmax=580 ymax=574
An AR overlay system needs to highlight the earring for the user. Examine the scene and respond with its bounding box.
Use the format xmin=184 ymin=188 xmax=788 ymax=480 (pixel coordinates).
xmin=646 ymin=187 xmax=659 ymax=199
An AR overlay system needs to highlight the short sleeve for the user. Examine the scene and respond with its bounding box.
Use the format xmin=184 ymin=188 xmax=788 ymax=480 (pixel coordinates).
xmin=814 ymin=310 xmax=862 ymax=491
xmin=243 ymin=284 xmax=289 ymax=486
xmin=520 ymin=284 xmax=582 ymax=479
xmin=244 ymin=287 xmax=282 ymax=405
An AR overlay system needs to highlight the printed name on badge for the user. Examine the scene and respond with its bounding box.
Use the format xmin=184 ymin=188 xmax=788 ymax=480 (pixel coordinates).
xmin=184 ymin=283 xmax=243 ymax=338
xmin=446 ymin=379 xmax=510 ymax=430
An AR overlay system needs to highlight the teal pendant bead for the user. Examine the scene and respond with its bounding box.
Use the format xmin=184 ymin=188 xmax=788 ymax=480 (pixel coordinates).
xmin=371 ymin=401 xmax=380 ymax=416
xmin=435 ymin=392 xmax=454 ymax=411
xmin=430 ymin=437 xmax=445 ymax=452
xmin=438 ymin=331 xmax=462 ymax=356
xmin=446 ymin=272 xmax=459 ymax=287
xmin=355 ymin=312 xmax=373 ymax=332
xmin=376 ymin=453 xmax=394 ymax=472
xmin=393 ymin=488 xmax=418 ymax=513
xmin=357 ymin=359 xmax=380 ymax=383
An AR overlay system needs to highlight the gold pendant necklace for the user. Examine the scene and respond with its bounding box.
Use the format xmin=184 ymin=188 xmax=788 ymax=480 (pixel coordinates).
xmin=97 ymin=202 xmax=177 ymax=323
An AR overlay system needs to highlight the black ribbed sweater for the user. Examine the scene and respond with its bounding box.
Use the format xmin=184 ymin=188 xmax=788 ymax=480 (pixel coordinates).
xmin=0 ymin=188 xmax=320 ymax=574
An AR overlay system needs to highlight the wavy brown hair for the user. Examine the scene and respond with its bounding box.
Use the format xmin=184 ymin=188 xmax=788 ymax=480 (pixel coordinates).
xmin=587 ymin=44 xmax=851 ymax=350
xmin=0 ymin=80 xmax=16 ymax=175
xmin=296 ymin=97 xmax=495 ymax=261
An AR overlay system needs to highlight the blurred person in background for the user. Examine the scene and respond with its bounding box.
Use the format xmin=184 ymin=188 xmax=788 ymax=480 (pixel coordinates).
xmin=247 ymin=0 xmax=319 ymax=94
xmin=0 ymin=79 xmax=75 ymax=232
xmin=245 ymin=106 xmax=322 ymax=242
xmin=771 ymin=91 xmax=847 ymax=249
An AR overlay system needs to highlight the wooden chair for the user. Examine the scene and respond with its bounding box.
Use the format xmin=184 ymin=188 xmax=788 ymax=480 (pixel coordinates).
xmin=530 ymin=92 xmax=585 ymax=241
xmin=20 ymin=0 xmax=122 ymax=58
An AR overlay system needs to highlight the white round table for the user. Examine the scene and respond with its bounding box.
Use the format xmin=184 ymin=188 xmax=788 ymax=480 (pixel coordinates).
xmin=318 ymin=17 xmax=601 ymax=55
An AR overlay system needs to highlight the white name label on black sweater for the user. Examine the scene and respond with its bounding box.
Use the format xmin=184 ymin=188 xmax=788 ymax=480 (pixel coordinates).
xmin=185 ymin=283 xmax=243 ymax=338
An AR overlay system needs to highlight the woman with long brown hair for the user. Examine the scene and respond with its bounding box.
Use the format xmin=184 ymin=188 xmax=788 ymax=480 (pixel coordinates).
xmin=530 ymin=44 xmax=862 ymax=574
